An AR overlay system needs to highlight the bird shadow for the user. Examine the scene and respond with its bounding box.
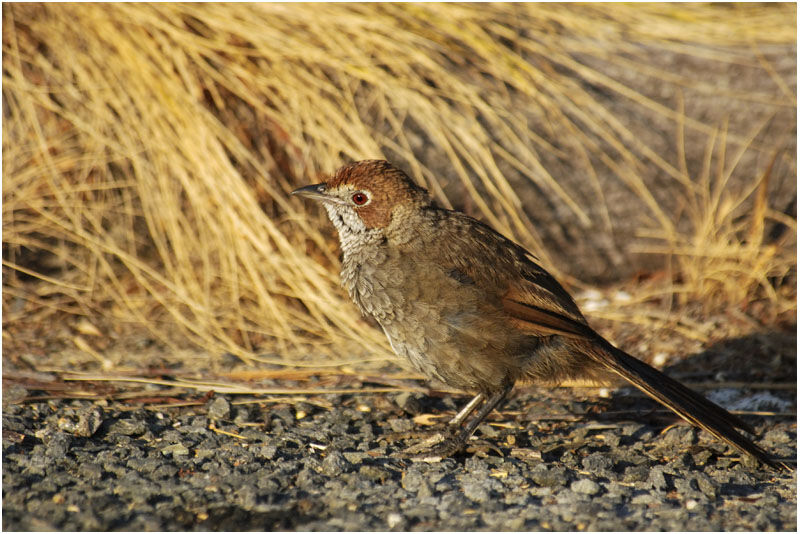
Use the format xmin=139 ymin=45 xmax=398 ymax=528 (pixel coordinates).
xmin=662 ymin=328 xmax=796 ymax=385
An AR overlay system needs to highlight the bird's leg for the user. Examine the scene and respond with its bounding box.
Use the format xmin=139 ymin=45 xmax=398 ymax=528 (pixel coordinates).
xmin=449 ymin=393 xmax=484 ymax=426
xmin=450 ymin=384 xmax=513 ymax=446
xmin=393 ymin=393 xmax=486 ymax=457
xmin=407 ymin=383 xmax=513 ymax=462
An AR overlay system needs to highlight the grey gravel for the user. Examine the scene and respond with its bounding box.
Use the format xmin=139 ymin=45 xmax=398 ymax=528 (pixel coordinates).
xmin=2 ymin=388 xmax=796 ymax=531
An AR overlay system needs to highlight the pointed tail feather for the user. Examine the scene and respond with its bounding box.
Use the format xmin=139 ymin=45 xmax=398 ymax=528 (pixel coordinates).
xmin=585 ymin=338 xmax=791 ymax=472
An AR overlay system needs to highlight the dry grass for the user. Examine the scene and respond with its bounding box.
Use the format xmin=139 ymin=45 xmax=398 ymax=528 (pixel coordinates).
xmin=2 ymin=3 xmax=796 ymax=369
xmin=634 ymin=113 xmax=796 ymax=320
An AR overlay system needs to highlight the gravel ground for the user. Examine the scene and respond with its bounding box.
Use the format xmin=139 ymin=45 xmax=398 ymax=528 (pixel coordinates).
xmin=3 ymin=376 xmax=796 ymax=531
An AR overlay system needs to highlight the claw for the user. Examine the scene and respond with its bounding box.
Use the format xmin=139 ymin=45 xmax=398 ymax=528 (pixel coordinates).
xmin=396 ymin=434 xmax=467 ymax=462
xmin=395 ymin=431 xmax=447 ymax=458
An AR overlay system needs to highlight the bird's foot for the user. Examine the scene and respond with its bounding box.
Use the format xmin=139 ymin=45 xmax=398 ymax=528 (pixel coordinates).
xmin=396 ymin=433 xmax=467 ymax=462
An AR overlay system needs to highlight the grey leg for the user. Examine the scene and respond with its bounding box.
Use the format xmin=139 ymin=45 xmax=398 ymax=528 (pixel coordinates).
xmin=410 ymin=384 xmax=513 ymax=461
xmin=452 ymin=384 xmax=513 ymax=445
xmin=449 ymin=393 xmax=484 ymax=426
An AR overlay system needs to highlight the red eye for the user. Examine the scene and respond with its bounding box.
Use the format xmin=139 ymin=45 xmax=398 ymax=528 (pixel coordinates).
xmin=351 ymin=192 xmax=368 ymax=205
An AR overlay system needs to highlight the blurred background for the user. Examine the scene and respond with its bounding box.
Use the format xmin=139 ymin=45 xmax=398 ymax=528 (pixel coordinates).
xmin=3 ymin=3 xmax=796 ymax=373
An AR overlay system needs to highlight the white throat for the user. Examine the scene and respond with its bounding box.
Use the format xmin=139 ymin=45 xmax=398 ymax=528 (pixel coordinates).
xmin=323 ymin=203 xmax=383 ymax=255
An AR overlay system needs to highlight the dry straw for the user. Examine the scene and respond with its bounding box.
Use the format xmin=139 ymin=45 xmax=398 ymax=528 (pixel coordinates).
xmin=3 ymin=4 xmax=795 ymax=368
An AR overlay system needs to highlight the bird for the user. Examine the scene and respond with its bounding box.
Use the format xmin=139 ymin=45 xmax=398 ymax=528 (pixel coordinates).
xmin=291 ymin=159 xmax=789 ymax=471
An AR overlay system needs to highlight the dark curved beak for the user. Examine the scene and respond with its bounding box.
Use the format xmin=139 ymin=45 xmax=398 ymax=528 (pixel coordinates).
xmin=290 ymin=183 xmax=329 ymax=203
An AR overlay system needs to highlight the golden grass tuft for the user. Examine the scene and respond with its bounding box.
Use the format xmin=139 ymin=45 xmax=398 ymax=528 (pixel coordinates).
xmin=635 ymin=116 xmax=796 ymax=320
xmin=2 ymin=3 xmax=796 ymax=369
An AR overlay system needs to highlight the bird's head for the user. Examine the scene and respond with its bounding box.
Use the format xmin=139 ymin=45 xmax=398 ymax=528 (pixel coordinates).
xmin=291 ymin=160 xmax=430 ymax=246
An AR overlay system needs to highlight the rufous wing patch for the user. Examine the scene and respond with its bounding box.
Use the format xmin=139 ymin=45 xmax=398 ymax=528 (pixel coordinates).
xmin=501 ymin=286 xmax=591 ymax=339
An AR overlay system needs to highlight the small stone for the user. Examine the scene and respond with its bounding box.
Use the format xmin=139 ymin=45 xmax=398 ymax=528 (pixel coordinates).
xmin=620 ymin=423 xmax=646 ymax=436
xmin=674 ymin=477 xmax=701 ymax=499
xmin=162 ymin=430 xmax=182 ymax=443
xmin=387 ymin=512 xmax=405 ymax=529
xmin=189 ymin=416 xmax=209 ymax=428
xmin=152 ymin=464 xmax=179 ymax=479
xmin=602 ymin=433 xmax=621 ymax=448
xmin=693 ymin=473 xmax=718 ymax=499
xmin=343 ymin=451 xmax=367 ymax=464
xmin=3 ymin=384 xmax=28 ymax=405
xmin=207 ymin=397 xmax=230 ymax=420
xmin=692 ymin=449 xmax=713 ymax=467
xmin=462 ymin=481 xmax=491 ymax=502
xmin=667 ymin=452 xmax=694 ymax=471
xmin=648 ymin=466 xmax=668 ymax=491
xmin=387 ymin=418 xmax=414 ymax=433
xmin=394 ymin=392 xmax=423 ymax=415
xmin=531 ymin=466 xmax=568 ymax=487
xmin=321 ymin=451 xmax=349 ymax=476
xmin=359 ymin=465 xmax=391 ymax=483
xmin=256 ymin=445 xmax=278 ymax=461
xmin=401 ymin=469 xmax=433 ymax=497
xmin=571 ymin=478 xmax=600 ymax=496
xmin=162 ymin=443 xmax=189 ymax=457
xmin=477 ymin=423 xmax=499 ymax=438
xmin=631 ymin=492 xmax=658 ymax=505
xmin=109 ymin=418 xmax=147 ymax=436
xmin=604 ymin=481 xmax=634 ymax=498
xmin=763 ymin=429 xmax=791 ymax=445
xmin=236 ymin=485 xmax=258 ymax=509
xmin=660 ymin=426 xmax=697 ymax=449
xmin=194 ymin=448 xmax=216 ymax=461
xmin=233 ymin=405 xmax=254 ymax=424
xmin=76 ymin=406 xmax=104 ymax=437
xmin=78 ymin=462 xmax=103 ymax=481
xmin=126 ymin=457 xmax=158 ymax=474
xmin=3 ymin=429 xmax=26 ymax=445
xmin=559 ymin=449 xmax=580 ymax=468
xmin=45 ymin=432 xmax=72 ymax=457
xmin=582 ymin=452 xmax=613 ymax=472
xmin=57 ymin=407 xmax=103 ymax=437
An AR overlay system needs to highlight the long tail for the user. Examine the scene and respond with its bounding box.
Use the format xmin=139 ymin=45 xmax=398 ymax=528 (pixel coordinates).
xmin=584 ymin=337 xmax=791 ymax=472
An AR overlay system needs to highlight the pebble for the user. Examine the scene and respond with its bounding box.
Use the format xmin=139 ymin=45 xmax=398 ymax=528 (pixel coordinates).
xmin=648 ymin=465 xmax=669 ymax=491
xmin=582 ymin=452 xmax=614 ymax=472
xmin=110 ymin=418 xmax=147 ymax=436
xmin=531 ymin=465 xmax=569 ymax=487
xmin=359 ymin=465 xmax=393 ymax=483
xmin=386 ymin=512 xmax=404 ymax=529
xmin=571 ymin=478 xmax=601 ymax=495
xmin=343 ymin=451 xmax=368 ymax=464
xmin=660 ymin=426 xmax=697 ymax=448
xmin=763 ymin=429 xmax=791 ymax=444
xmin=2 ymin=384 xmax=29 ymax=405
xmin=161 ymin=443 xmax=189 ymax=457
xmin=207 ymin=397 xmax=231 ymax=420
xmin=45 ymin=432 xmax=72 ymax=457
xmin=321 ymin=450 xmax=349 ymax=475
xmin=393 ymin=392 xmax=423 ymax=415
xmin=255 ymin=445 xmax=278 ymax=460
xmin=387 ymin=418 xmax=414 ymax=433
